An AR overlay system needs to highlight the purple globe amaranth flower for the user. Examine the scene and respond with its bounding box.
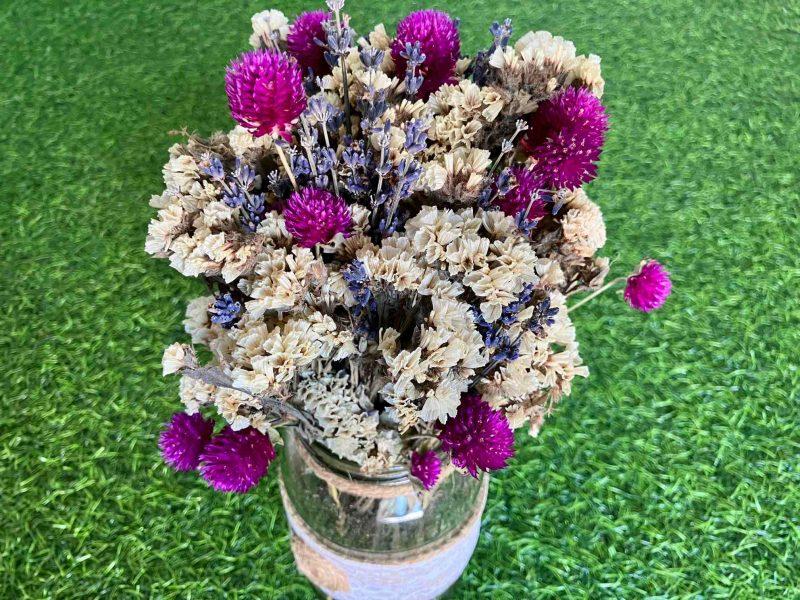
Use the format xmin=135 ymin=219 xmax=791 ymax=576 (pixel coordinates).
xmin=410 ymin=450 xmax=442 ymax=490
xmin=287 ymin=11 xmax=332 ymax=76
xmin=391 ymin=10 xmax=461 ymax=99
xmin=159 ymin=411 xmax=215 ymax=472
xmin=624 ymin=260 xmax=672 ymax=312
xmin=521 ymin=87 xmax=609 ymax=190
xmin=199 ymin=427 xmax=276 ymax=494
xmin=284 ymin=187 xmax=352 ymax=247
xmin=437 ymin=393 xmax=514 ymax=477
xmin=225 ymin=50 xmax=306 ymax=140
xmin=494 ymin=165 xmax=550 ymax=220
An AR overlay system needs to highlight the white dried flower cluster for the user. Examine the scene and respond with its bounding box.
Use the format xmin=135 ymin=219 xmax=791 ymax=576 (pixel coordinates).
xmin=405 ymin=207 xmax=539 ymax=322
xmin=227 ymin=312 xmax=356 ymax=396
xmin=560 ymin=189 xmax=607 ymax=258
xmin=379 ymin=296 xmax=488 ymax=424
xmin=149 ymin=8 xmax=613 ymax=474
xmin=487 ymin=30 xmax=604 ymax=110
xmin=296 ymin=369 xmax=401 ymax=470
xmin=249 ymin=9 xmax=290 ymax=49
xmin=477 ymin=292 xmax=588 ymax=425
xmin=427 ymin=80 xmax=505 ymax=152
xmin=145 ymin=134 xmax=286 ymax=283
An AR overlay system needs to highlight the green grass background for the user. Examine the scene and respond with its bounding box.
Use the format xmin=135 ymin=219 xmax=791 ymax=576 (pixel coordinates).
xmin=2 ymin=0 xmax=799 ymax=597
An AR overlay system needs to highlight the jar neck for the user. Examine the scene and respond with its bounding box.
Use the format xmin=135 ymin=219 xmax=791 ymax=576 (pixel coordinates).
xmin=287 ymin=427 xmax=411 ymax=484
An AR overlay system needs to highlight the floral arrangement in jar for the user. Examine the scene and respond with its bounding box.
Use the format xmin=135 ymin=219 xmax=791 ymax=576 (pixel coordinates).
xmin=147 ymin=1 xmax=671 ymax=497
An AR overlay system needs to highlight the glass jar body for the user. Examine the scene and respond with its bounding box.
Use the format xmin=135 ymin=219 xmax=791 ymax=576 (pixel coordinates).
xmin=279 ymin=429 xmax=488 ymax=599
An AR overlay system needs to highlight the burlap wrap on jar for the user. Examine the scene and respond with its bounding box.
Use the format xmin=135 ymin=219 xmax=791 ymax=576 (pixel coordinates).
xmin=279 ymin=429 xmax=489 ymax=599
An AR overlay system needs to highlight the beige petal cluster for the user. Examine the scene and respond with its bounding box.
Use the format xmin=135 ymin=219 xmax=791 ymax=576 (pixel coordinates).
xmin=560 ymin=189 xmax=607 ymax=257
xmin=144 ymin=139 xmax=283 ymax=283
xmin=249 ymin=9 xmax=289 ymax=49
xmin=477 ymin=293 xmax=587 ymax=428
xmin=488 ymin=30 xmax=604 ymax=115
xmin=229 ymin=312 xmax=355 ymax=396
xmin=239 ymin=247 xmax=325 ymax=317
xmin=228 ymin=125 xmax=274 ymax=156
xmin=427 ymin=80 xmax=506 ymax=153
xmin=296 ymin=369 xmax=402 ymax=469
xmin=379 ymin=297 xmax=487 ymax=424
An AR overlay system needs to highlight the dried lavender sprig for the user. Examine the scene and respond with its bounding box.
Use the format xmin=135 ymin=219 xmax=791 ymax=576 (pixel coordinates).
xmin=404 ymin=117 xmax=430 ymax=155
xmin=321 ymin=3 xmax=354 ymax=135
xmin=400 ymin=41 xmax=426 ymax=98
xmin=209 ymin=293 xmax=242 ymax=327
xmin=490 ymin=19 xmax=513 ymax=51
xmin=299 ymin=116 xmax=320 ymax=176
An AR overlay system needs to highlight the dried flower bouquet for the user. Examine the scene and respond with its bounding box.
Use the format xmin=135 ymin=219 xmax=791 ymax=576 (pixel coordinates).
xmin=147 ymin=2 xmax=671 ymax=494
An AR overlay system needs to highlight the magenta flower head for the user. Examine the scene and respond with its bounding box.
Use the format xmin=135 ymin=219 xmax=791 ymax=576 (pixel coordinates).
xmin=521 ymin=87 xmax=609 ymax=189
xmin=624 ymin=260 xmax=672 ymax=312
xmin=437 ymin=394 xmax=514 ymax=477
xmin=410 ymin=450 xmax=442 ymax=490
xmin=225 ymin=50 xmax=306 ymax=140
xmin=284 ymin=187 xmax=352 ymax=247
xmin=287 ymin=11 xmax=332 ymax=76
xmin=159 ymin=411 xmax=215 ymax=472
xmin=495 ymin=165 xmax=550 ymax=220
xmin=199 ymin=427 xmax=276 ymax=493
xmin=391 ymin=10 xmax=461 ymax=99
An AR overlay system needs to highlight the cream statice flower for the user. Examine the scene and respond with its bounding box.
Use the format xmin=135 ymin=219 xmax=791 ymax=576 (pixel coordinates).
xmin=560 ymin=189 xmax=607 ymax=257
xmin=162 ymin=343 xmax=195 ymax=375
xmin=295 ymin=369 xmax=403 ymax=470
xmin=239 ymin=247 xmax=325 ymax=317
xmin=249 ymin=9 xmax=290 ymax=49
xmin=229 ymin=312 xmax=355 ymax=396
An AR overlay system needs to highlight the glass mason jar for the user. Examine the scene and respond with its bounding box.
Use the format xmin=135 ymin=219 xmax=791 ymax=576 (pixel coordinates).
xmin=279 ymin=428 xmax=488 ymax=599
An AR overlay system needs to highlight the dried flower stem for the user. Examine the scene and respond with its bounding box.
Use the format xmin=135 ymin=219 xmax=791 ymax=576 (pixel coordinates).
xmin=182 ymin=366 xmax=317 ymax=430
xmin=567 ymin=277 xmax=625 ymax=313
xmin=274 ymin=143 xmax=299 ymax=191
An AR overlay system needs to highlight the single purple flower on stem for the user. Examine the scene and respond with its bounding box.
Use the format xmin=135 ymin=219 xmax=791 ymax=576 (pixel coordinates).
xmin=159 ymin=411 xmax=215 ymax=472
xmin=437 ymin=394 xmax=514 ymax=477
xmin=521 ymin=87 xmax=608 ymax=189
xmin=624 ymin=260 xmax=672 ymax=312
xmin=199 ymin=427 xmax=276 ymax=494
xmin=494 ymin=165 xmax=550 ymax=220
xmin=284 ymin=187 xmax=352 ymax=247
xmin=411 ymin=450 xmax=442 ymax=490
xmin=391 ymin=10 xmax=460 ymax=99
xmin=287 ymin=11 xmax=332 ymax=76
xmin=225 ymin=50 xmax=307 ymax=140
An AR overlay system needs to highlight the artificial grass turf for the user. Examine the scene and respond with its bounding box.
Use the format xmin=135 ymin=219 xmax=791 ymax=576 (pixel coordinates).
xmin=1 ymin=0 xmax=799 ymax=596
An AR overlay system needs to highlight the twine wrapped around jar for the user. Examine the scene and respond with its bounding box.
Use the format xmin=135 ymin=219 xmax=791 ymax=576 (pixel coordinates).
xmin=279 ymin=429 xmax=489 ymax=599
